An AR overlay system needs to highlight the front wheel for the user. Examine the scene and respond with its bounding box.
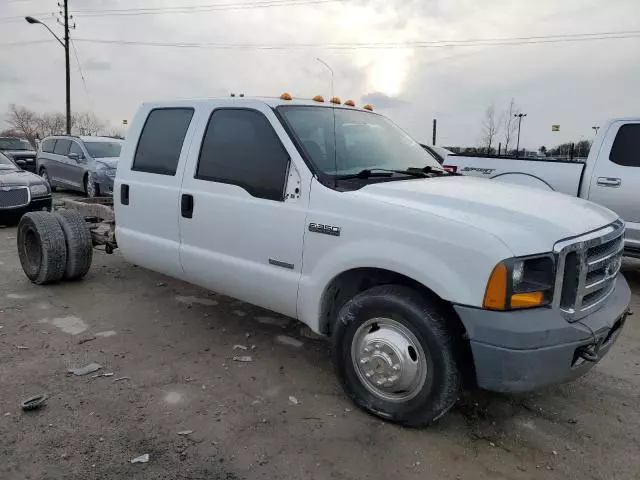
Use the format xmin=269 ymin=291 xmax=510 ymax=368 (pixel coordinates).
xmin=332 ymin=285 xmax=461 ymax=427
xmin=84 ymin=172 xmax=100 ymax=198
xmin=40 ymin=168 xmax=56 ymax=192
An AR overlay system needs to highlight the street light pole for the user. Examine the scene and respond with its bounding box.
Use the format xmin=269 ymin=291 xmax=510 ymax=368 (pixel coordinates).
xmin=25 ymin=0 xmax=71 ymax=134
xmin=514 ymin=113 xmax=527 ymax=156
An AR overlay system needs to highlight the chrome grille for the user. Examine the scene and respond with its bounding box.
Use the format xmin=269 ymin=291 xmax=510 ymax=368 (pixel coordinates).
xmin=553 ymin=220 xmax=625 ymax=321
xmin=0 ymin=186 xmax=30 ymax=209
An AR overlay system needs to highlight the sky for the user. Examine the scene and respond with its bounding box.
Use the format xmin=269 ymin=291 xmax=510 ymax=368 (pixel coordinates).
xmin=1 ymin=0 xmax=639 ymax=149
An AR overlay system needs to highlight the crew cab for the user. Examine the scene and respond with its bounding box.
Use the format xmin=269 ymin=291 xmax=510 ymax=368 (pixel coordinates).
xmin=16 ymin=96 xmax=631 ymax=427
xmin=442 ymin=118 xmax=640 ymax=257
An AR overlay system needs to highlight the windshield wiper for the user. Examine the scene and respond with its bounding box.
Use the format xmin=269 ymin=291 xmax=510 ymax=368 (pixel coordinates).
xmin=335 ymin=168 xmax=427 ymax=180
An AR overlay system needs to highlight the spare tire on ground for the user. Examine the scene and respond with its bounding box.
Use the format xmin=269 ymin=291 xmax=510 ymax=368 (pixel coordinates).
xmin=17 ymin=211 xmax=67 ymax=285
xmin=54 ymin=210 xmax=93 ymax=280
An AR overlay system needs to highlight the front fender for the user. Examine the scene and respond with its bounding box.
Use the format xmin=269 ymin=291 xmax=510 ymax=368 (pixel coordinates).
xmin=297 ymin=239 xmax=499 ymax=332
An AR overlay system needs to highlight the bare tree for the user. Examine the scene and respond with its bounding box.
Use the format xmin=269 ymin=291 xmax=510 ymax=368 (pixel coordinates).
xmin=6 ymin=104 xmax=40 ymax=148
xmin=38 ymin=112 xmax=67 ymax=137
xmin=502 ymin=99 xmax=519 ymax=153
xmin=73 ymin=111 xmax=105 ymax=136
xmin=481 ymin=103 xmax=499 ymax=153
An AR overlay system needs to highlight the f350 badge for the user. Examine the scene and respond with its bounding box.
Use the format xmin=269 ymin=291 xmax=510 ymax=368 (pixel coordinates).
xmin=309 ymin=223 xmax=341 ymax=237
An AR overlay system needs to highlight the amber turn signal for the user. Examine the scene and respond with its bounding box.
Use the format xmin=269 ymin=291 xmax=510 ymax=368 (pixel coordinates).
xmin=483 ymin=262 xmax=507 ymax=310
xmin=510 ymin=291 xmax=545 ymax=308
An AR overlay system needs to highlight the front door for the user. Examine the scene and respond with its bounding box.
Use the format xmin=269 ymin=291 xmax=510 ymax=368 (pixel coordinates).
xmin=587 ymin=121 xmax=640 ymax=248
xmin=179 ymin=103 xmax=308 ymax=318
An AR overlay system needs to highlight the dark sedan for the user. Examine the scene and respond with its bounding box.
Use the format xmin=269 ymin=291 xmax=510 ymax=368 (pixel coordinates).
xmin=0 ymin=137 xmax=38 ymax=173
xmin=0 ymin=152 xmax=52 ymax=225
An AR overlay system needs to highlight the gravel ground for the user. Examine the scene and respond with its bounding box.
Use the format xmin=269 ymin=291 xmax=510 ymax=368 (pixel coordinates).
xmin=1 ymin=203 xmax=639 ymax=480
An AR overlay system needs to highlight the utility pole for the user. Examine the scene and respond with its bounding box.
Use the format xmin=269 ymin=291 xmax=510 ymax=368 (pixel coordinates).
xmin=25 ymin=1 xmax=73 ymax=134
xmin=63 ymin=0 xmax=71 ymax=134
xmin=514 ymin=113 xmax=527 ymax=157
xmin=432 ymin=119 xmax=437 ymax=146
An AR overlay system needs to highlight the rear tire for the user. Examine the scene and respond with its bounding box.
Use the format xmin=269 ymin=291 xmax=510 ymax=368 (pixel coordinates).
xmin=332 ymin=285 xmax=461 ymax=427
xmin=17 ymin=212 xmax=67 ymax=284
xmin=54 ymin=210 xmax=93 ymax=280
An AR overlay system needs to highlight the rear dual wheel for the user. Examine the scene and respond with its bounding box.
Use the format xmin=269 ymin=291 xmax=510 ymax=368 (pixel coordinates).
xmin=332 ymin=285 xmax=461 ymax=427
xmin=17 ymin=210 xmax=92 ymax=285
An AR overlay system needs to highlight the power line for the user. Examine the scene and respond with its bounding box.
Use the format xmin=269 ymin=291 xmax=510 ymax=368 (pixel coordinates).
xmin=70 ymin=0 xmax=340 ymax=17
xmin=69 ymin=38 xmax=94 ymax=111
xmin=0 ymin=39 xmax=55 ymax=47
xmin=70 ymin=31 xmax=640 ymax=50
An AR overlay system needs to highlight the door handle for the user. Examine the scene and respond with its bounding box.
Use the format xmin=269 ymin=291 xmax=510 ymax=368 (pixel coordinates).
xmin=120 ymin=184 xmax=129 ymax=205
xmin=597 ymin=177 xmax=621 ymax=187
xmin=181 ymin=194 xmax=194 ymax=218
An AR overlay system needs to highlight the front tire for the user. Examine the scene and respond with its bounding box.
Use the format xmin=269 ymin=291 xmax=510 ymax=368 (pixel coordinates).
xmin=84 ymin=172 xmax=100 ymax=198
xmin=332 ymin=285 xmax=461 ymax=427
xmin=40 ymin=168 xmax=56 ymax=192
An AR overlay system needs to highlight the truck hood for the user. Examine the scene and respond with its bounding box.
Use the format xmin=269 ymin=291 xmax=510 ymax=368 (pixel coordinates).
xmin=0 ymin=168 xmax=45 ymax=187
xmin=355 ymin=176 xmax=618 ymax=256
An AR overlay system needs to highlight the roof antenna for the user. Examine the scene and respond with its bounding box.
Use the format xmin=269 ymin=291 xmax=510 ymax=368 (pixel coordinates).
xmin=317 ymin=57 xmax=338 ymax=187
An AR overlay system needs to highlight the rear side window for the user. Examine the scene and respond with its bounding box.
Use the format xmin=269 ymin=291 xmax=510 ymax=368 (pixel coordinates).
xmin=41 ymin=138 xmax=55 ymax=153
xmin=196 ymin=109 xmax=290 ymax=201
xmin=53 ymin=139 xmax=71 ymax=155
xmin=132 ymin=108 xmax=194 ymax=175
xmin=610 ymin=124 xmax=640 ymax=167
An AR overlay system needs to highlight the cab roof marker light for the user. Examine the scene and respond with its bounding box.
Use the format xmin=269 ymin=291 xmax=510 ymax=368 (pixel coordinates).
xmin=363 ymin=104 xmax=374 ymax=111
xmin=344 ymin=100 xmax=355 ymax=107
xmin=330 ymin=96 xmax=341 ymax=104
xmin=280 ymin=92 xmax=293 ymax=100
xmin=312 ymin=95 xmax=325 ymax=102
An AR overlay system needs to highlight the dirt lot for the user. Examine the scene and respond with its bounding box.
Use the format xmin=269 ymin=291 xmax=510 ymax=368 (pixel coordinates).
xmin=1 ymin=206 xmax=639 ymax=480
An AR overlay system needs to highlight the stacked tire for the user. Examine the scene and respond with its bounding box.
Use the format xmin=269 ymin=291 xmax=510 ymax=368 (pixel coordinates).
xmin=17 ymin=211 xmax=93 ymax=285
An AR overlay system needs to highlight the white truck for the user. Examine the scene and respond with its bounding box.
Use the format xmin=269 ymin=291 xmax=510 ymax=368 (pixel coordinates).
xmin=442 ymin=118 xmax=640 ymax=257
xmin=15 ymin=95 xmax=631 ymax=427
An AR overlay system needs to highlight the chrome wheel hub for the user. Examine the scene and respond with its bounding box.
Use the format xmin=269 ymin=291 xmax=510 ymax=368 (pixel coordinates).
xmin=351 ymin=318 xmax=427 ymax=402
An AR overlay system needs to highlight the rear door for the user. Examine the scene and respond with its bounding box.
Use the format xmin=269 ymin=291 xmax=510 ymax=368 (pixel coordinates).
xmin=587 ymin=121 xmax=640 ymax=249
xmin=51 ymin=138 xmax=72 ymax=186
xmin=179 ymin=102 xmax=308 ymax=317
xmin=114 ymin=105 xmax=198 ymax=279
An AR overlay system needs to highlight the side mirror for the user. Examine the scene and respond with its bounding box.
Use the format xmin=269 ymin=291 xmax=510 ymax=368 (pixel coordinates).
xmin=15 ymin=159 xmax=26 ymax=169
xmin=68 ymin=152 xmax=83 ymax=161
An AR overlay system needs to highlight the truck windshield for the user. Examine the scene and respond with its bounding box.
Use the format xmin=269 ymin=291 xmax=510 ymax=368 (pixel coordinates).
xmin=278 ymin=106 xmax=442 ymax=177
xmin=0 ymin=138 xmax=31 ymax=151
xmin=84 ymin=141 xmax=122 ymax=159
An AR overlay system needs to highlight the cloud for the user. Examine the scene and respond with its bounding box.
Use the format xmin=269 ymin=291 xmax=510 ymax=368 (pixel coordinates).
xmin=1 ymin=0 xmax=639 ymax=148
xmin=82 ymin=59 xmax=111 ymax=72
xmin=360 ymin=92 xmax=408 ymax=109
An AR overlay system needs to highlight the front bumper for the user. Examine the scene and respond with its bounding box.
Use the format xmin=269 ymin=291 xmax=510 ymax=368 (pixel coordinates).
xmin=454 ymin=276 xmax=631 ymax=393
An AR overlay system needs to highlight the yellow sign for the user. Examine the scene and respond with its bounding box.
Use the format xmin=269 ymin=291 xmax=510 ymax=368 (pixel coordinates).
xmin=552 ymin=125 xmax=560 ymax=132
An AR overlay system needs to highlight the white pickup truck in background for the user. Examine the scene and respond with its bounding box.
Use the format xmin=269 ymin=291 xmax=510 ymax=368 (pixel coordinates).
xmin=15 ymin=96 xmax=632 ymax=427
xmin=442 ymin=118 xmax=640 ymax=257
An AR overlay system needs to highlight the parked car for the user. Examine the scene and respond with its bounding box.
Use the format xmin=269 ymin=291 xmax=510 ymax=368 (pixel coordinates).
xmin=441 ymin=118 xmax=640 ymax=257
xmin=0 ymin=152 xmax=51 ymax=224
xmin=16 ymin=96 xmax=630 ymax=427
xmin=37 ymin=135 xmax=122 ymax=197
xmin=0 ymin=137 xmax=37 ymax=173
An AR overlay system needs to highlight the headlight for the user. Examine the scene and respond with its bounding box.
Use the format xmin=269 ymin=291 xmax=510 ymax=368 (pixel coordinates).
xmin=483 ymin=254 xmax=555 ymax=310
xmin=29 ymin=183 xmax=50 ymax=197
